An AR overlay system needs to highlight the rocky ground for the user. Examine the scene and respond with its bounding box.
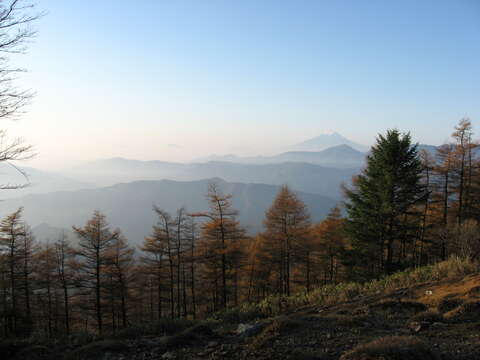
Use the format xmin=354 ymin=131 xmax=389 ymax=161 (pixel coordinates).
xmin=3 ymin=274 xmax=480 ymax=360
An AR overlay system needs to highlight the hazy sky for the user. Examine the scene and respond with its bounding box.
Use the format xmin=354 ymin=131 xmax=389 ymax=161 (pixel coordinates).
xmin=4 ymin=0 xmax=480 ymax=169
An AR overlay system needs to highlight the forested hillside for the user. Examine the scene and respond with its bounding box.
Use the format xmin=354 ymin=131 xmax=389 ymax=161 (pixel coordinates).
xmin=2 ymin=119 xmax=480 ymax=343
xmin=1 ymin=178 xmax=337 ymax=242
xmin=0 ymin=1 xmax=478 ymax=359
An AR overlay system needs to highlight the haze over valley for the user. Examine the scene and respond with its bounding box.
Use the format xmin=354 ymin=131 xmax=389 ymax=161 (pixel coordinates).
xmin=1 ymin=132 xmax=366 ymax=241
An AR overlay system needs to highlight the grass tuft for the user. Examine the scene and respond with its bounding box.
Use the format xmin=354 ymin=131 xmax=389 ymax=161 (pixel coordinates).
xmin=231 ymin=257 xmax=478 ymax=318
xmin=339 ymin=336 xmax=438 ymax=360
xmin=410 ymin=310 xmax=443 ymax=323
xmin=444 ymin=301 xmax=480 ymax=322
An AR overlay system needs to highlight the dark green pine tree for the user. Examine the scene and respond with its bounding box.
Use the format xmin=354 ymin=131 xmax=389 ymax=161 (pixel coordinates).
xmin=344 ymin=129 xmax=426 ymax=279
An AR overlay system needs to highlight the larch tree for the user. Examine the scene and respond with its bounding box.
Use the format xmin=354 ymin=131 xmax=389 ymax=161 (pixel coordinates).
xmin=172 ymin=207 xmax=188 ymax=318
xmin=54 ymin=232 xmax=75 ymax=335
xmin=311 ymin=206 xmax=346 ymax=286
xmin=432 ymin=143 xmax=456 ymax=260
xmin=259 ymin=185 xmax=311 ymax=296
xmin=152 ymin=206 xmax=176 ymax=318
xmin=106 ymin=232 xmax=134 ymax=330
xmin=0 ymin=207 xmax=25 ymax=335
xmin=36 ymin=241 xmax=58 ymax=338
xmin=141 ymin=223 xmax=167 ymax=320
xmin=183 ymin=215 xmax=198 ymax=319
xmin=451 ymin=118 xmax=475 ymax=224
xmin=193 ymin=182 xmax=246 ymax=310
xmin=19 ymin=224 xmax=35 ymax=331
xmin=72 ymin=211 xmax=119 ymax=334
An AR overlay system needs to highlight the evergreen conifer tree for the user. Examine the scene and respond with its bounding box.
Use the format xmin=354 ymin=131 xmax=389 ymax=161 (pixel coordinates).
xmin=344 ymin=130 xmax=426 ymax=278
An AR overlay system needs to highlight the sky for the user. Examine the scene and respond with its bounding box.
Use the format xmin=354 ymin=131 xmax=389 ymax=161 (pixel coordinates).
xmin=3 ymin=0 xmax=480 ymax=169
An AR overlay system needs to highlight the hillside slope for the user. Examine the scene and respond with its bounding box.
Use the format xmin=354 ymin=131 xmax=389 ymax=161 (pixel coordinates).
xmin=4 ymin=259 xmax=479 ymax=359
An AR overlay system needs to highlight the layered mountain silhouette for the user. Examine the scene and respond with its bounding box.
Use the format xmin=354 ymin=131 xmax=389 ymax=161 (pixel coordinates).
xmin=65 ymin=159 xmax=357 ymax=199
xmin=0 ymin=165 xmax=93 ymax=199
xmin=196 ymin=144 xmax=366 ymax=168
xmin=289 ymin=131 xmax=369 ymax=152
xmin=2 ymin=178 xmax=338 ymax=244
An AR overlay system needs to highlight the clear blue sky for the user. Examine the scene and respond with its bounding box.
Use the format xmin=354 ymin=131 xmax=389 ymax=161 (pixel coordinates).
xmin=7 ymin=0 xmax=480 ymax=168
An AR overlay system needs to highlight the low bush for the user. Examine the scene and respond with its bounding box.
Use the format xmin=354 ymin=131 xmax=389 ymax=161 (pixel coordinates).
xmin=66 ymin=340 xmax=129 ymax=360
xmin=235 ymin=257 xmax=478 ymax=318
xmin=160 ymin=323 xmax=213 ymax=350
xmin=250 ymin=316 xmax=303 ymax=350
xmin=212 ymin=307 xmax=266 ymax=323
xmin=339 ymin=336 xmax=438 ymax=360
xmin=410 ymin=310 xmax=443 ymax=323
xmin=437 ymin=297 xmax=464 ymax=313
xmin=369 ymin=301 xmax=427 ymax=315
xmin=0 ymin=339 xmax=29 ymax=359
xmin=444 ymin=301 xmax=480 ymax=322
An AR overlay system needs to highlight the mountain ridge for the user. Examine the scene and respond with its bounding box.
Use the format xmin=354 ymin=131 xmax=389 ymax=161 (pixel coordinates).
xmin=2 ymin=178 xmax=338 ymax=244
xmin=289 ymin=131 xmax=369 ymax=152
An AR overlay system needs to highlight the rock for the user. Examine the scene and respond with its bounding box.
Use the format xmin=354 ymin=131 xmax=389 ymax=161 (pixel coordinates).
xmin=409 ymin=321 xmax=430 ymax=333
xmin=207 ymin=341 xmax=219 ymax=348
xmin=197 ymin=349 xmax=214 ymax=357
xmin=139 ymin=339 xmax=159 ymax=347
xmin=236 ymin=323 xmax=265 ymax=337
xmin=162 ymin=351 xmax=176 ymax=359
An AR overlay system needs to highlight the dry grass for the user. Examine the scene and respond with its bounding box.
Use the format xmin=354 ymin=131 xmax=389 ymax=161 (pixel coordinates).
xmin=444 ymin=301 xmax=480 ymax=322
xmin=467 ymin=286 xmax=480 ymax=297
xmin=339 ymin=336 xmax=438 ymax=360
xmin=410 ymin=310 xmax=443 ymax=323
xmin=416 ymin=273 xmax=480 ymax=307
xmin=160 ymin=323 xmax=214 ymax=350
xmin=369 ymin=300 xmax=427 ymax=315
xmin=437 ymin=297 xmax=463 ymax=313
xmin=250 ymin=316 xmax=303 ymax=350
xmin=236 ymin=257 xmax=479 ymax=319
xmin=66 ymin=340 xmax=129 ymax=360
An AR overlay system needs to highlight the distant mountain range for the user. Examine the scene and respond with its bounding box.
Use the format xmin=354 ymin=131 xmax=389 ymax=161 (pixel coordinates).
xmin=0 ymin=140 xmax=444 ymax=204
xmin=289 ymin=131 xmax=369 ymax=152
xmin=0 ymin=165 xmax=94 ymax=199
xmin=197 ymin=144 xmax=366 ymax=168
xmin=65 ymin=158 xmax=357 ymax=199
xmin=2 ymin=179 xmax=338 ymax=244
xmin=0 ymin=131 xmax=450 ymax=245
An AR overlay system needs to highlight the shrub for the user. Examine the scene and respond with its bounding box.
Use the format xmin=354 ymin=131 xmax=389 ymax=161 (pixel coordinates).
xmin=0 ymin=339 xmax=29 ymax=359
xmin=235 ymin=257 xmax=478 ymax=319
xmin=369 ymin=301 xmax=427 ymax=315
xmin=212 ymin=307 xmax=265 ymax=323
xmin=14 ymin=345 xmax=50 ymax=360
xmin=250 ymin=316 xmax=303 ymax=350
xmin=410 ymin=310 xmax=443 ymax=323
xmin=467 ymin=286 xmax=480 ymax=297
xmin=66 ymin=340 xmax=129 ymax=360
xmin=339 ymin=336 xmax=438 ymax=360
xmin=437 ymin=297 xmax=463 ymax=313
xmin=444 ymin=301 xmax=480 ymax=322
xmin=112 ymin=325 xmax=146 ymax=340
xmin=160 ymin=323 xmax=213 ymax=350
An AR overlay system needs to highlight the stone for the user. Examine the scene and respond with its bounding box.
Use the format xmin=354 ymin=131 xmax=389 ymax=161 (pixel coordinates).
xmin=236 ymin=323 xmax=265 ymax=337
xmin=162 ymin=351 xmax=176 ymax=360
